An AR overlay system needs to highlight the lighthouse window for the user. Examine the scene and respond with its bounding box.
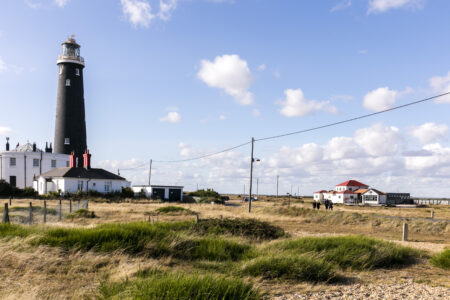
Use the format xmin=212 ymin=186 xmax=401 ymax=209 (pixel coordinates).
xmin=64 ymin=138 xmax=70 ymax=145
xmin=65 ymin=79 xmax=71 ymax=86
xmin=75 ymin=68 xmax=80 ymax=76
xmin=59 ymin=66 xmax=63 ymax=75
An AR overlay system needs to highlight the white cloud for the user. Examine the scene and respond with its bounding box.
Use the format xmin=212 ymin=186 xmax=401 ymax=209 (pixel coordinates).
xmin=121 ymin=0 xmax=155 ymax=28
xmin=277 ymin=89 xmax=338 ymax=117
xmin=160 ymin=111 xmax=181 ymax=123
xmin=198 ymin=54 xmax=254 ymax=105
xmin=363 ymin=87 xmax=398 ymax=112
xmin=54 ymin=0 xmax=69 ymax=7
xmin=331 ymin=0 xmax=352 ymax=12
xmin=25 ymin=0 xmax=41 ymax=9
xmin=0 ymin=57 xmax=7 ymax=73
xmin=257 ymin=64 xmax=266 ymax=71
xmin=410 ymin=122 xmax=448 ymax=144
xmin=219 ymin=115 xmax=227 ymax=120
xmin=324 ymin=137 xmax=363 ymax=160
xmin=273 ymin=71 xmax=281 ymax=79
xmin=368 ymin=0 xmax=422 ymax=13
xmin=429 ymin=71 xmax=450 ymax=104
xmin=404 ymin=143 xmax=450 ymax=171
xmin=158 ymin=0 xmax=177 ymax=21
xmin=354 ymin=123 xmax=402 ymax=156
xmin=0 ymin=126 xmax=12 ymax=136
xmin=252 ymin=109 xmax=260 ymax=117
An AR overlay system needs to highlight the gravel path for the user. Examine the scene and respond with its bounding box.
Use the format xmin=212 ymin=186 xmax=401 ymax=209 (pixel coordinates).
xmin=273 ymin=280 xmax=450 ymax=299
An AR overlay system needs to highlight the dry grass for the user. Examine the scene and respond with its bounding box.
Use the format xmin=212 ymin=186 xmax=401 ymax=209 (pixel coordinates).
xmin=0 ymin=197 xmax=448 ymax=299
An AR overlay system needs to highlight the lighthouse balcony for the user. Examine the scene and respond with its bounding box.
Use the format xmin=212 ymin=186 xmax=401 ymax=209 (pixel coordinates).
xmin=57 ymin=54 xmax=85 ymax=66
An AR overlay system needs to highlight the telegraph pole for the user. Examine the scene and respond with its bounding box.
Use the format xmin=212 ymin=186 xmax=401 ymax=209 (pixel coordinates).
xmin=276 ymin=175 xmax=279 ymax=199
xmin=148 ymin=159 xmax=152 ymax=186
xmin=248 ymin=137 xmax=255 ymax=213
xmin=256 ymin=178 xmax=259 ymax=199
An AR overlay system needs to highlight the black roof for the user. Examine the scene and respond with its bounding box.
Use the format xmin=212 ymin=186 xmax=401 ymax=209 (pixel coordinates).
xmin=39 ymin=167 xmax=126 ymax=180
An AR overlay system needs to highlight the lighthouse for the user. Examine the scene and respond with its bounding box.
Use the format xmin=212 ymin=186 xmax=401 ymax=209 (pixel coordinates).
xmin=54 ymin=37 xmax=87 ymax=167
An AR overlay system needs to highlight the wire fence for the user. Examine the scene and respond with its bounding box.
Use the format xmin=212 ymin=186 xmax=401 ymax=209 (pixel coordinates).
xmin=1 ymin=199 xmax=89 ymax=225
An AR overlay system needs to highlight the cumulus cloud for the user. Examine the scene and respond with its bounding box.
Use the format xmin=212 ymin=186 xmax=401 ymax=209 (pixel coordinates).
xmin=363 ymin=87 xmax=398 ymax=112
xmin=0 ymin=126 xmax=12 ymax=136
xmin=331 ymin=0 xmax=352 ymax=12
xmin=410 ymin=122 xmax=448 ymax=144
xmin=121 ymin=0 xmax=155 ymax=28
xmin=197 ymin=54 xmax=254 ymax=105
xmin=54 ymin=0 xmax=69 ymax=7
xmin=429 ymin=71 xmax=450 ymax=104
xmin=324 ymin=137 xmax=363 ymax=160
xmin=160 ymin=111 xmax=181 ymax=123
xmin=277 ymin=89 xmax=338 ymax=117
xmin=158 ymin=0 xmax=177 ymax=21
xmin=368 ymin=0 xmax=422 ymax=13
xmin=354 ymin=123 xmax=402 ymax=156
xmin=404 ymin=143 xmax=450 ymax=171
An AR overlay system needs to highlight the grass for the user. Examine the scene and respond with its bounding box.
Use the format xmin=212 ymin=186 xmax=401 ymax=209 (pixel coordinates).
xmin=0 ymin=223 xmax=36 ymax=238
xmin=98 ymin=270 xmax=260 ymax=300
xmin=155 ymin=206 xmax=195 ymax=215
xmin=430 ymin=249 xmax=450 ymax=270
xmin=0 ymin=205 xmax=58 ymax=215
xmin=193 ymin=218 xmax=285 ymax=240
xmin=66 ymin=209 xmax=96 ymax=219
xmin=242 ymin=255 xmax=336 ymax=282
xmin=272 ymin=235 xmax=421 ymax=270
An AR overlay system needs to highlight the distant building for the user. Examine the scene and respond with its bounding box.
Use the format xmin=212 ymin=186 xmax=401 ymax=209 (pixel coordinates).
xmin=0 ymin=139 xmax=69 ymax=189
xmin=34 ymin=150 xmax=130 ymax=195
xmin=313 ymin=179 xmax=410 ymax=205
xmin=132 ymin=185 xmax=184 ymax=201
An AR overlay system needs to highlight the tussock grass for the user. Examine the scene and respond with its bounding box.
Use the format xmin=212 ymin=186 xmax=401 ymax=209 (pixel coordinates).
xmin=193 ymin=218 xmax=285 ymax=240
xmin=242 ymin=255 xmax=336 ymax=282
xmin=272 ymin=235 xmax=420 ymax=270
xmin=155 ymin=206 xmax=195 ymax=215
xmin=98 ymin=270 xmax=260 ymax=300
xmin=66 ymin=209 xmax=96 ymax=219
xmin=173 ymin=238 xmax=251 ymax=261
xmin=430 ymin=249 xmax=450 ymax=270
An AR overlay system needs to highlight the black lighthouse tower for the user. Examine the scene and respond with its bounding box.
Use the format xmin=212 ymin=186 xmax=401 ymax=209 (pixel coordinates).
xmin=54 ymin=37 xmax=87 ymax=167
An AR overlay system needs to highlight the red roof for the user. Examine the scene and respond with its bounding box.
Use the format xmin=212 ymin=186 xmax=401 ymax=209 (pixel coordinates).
xmin=314 ymin=190 xmax=327 ymax=193
xmin=336 ymin=180 xmax=368 ymax=187
xmin=336 ymin=190 xmax=356 ymax=194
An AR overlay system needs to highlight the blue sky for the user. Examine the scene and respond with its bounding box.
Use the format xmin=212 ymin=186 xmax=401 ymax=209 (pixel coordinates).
xmin=1 ymin=0 xmax=450 ymax=196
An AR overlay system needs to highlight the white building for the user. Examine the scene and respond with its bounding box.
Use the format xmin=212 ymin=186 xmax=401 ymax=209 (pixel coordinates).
xmin=314 ymin=179 xmax=369 ymax=204
xmin=362 ymin=188 xmax=386 ymax=205
xmin=0 ymin=141 xmax=70 ymax=189
xmin=33 ymin=150 xmax=130 ymax=195
xmin=132 ymin=185 xmax=184 ymax=202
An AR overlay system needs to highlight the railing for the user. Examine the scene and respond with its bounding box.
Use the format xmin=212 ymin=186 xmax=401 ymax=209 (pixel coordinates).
xmin=413 ymin=199 xmax=450 ymax=205
xmin=57 ymin=55 xmax=85 ymax=63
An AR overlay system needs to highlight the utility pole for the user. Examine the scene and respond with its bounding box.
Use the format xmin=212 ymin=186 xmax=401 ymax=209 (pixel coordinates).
xmin=148 ymin=159 xmax=152 ymax=186
xmin=248 ymin=137 xmax=255 ymax=213
xmin=276 ymin=175 xmax=279 ymax=199
xmin=256 ymin=178 xmax=259 ymax=199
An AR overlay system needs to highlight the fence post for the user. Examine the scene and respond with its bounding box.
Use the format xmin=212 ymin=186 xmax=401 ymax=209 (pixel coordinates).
xmin=220 ymin=215 xmax=223 ymax=220
xmin=2 ymin=203 xmax=9 ymax=223
xmin=195 ymin=214 xmax=199 ymax=224
xmin=86 ymin=200 xmax=89 ymax=210
xmin=58 ymin=199 xmax=62 ymax=221
xmin=77 ymin=199 xmax=80 ymax=210
xmin=402 ymin=223 xmax=408 ymax=241
xmin=9 ymin=197 xmax=11 ymax=206
xmin=430 ymin=211 xmax=434 ymax=219
xmin=43 ymin=200 xmax=47 ymax=223
xmin=69 ymin=199 xmax=72 ymax=213
xmin=29 ymin=202 xmax=33 ymax=225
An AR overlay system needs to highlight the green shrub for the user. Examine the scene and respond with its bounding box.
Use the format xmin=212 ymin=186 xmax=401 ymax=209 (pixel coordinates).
xmin=98 ymin=271 xmax=260 ymax=300
xmin=173 ymin=238 xmax=251 ymax=261
xmin=193 ymin=218 xmax=285 ymax=240
xmin=273 ymin=235 xmax=420 ymax=270
xmin=190 ymin=189 xmax=221 ymax=200
xmin=430 ymin=249 xmax=450 ymax=270
xmin=242 ymin=255 xmax=336 ymax=282
xmin=0 ymin=180 xmax=13 ymax=196
xmin=121 ymin=187 xmax=135 ymax=198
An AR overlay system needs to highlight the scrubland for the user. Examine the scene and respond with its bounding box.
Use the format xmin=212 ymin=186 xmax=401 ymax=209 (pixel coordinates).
xmin=0 ymin=196 xmax=448 ymax=299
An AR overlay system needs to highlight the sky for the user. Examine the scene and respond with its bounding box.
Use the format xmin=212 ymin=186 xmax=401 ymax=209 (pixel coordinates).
xmin=1 ymin=0 xmax=450 ymax=196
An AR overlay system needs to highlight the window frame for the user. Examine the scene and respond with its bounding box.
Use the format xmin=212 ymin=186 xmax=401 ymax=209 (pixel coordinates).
xmin=9 ymin=157 xmax=16 ymax=167
xmin=51 ymin=160 xmax=57 ymax=168
xmin=65 ymin=79 xmax=71 ymax=86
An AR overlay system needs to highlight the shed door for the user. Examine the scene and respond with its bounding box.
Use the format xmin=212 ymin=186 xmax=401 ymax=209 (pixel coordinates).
xmin=9 ymin=176 xmax=16 ymax=188
xmin=168 ymin=189 xmax=181 ymax=202
xmin=152 ymin=188 xmax=165 ymax=200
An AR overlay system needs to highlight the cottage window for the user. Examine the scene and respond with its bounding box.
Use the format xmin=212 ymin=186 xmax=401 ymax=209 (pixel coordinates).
xmin=77 ymin=180 xmax=83 ymax=191
xmin=51 ymin=160 xmax=56 ymax=168
xmin=33 ymin=159 xmax=39 ymax=167
xmin=65 ymin=79 xmax=70 ymax=86
xmin=10 ymin=157 xmax=16 ymax=166
xmin=66 ymin=161 xmax=69 ymax=167
xmin=104 ymin=181 xmax=112 ymax=193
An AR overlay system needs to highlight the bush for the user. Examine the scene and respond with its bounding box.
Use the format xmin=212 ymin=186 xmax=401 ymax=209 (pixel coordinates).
xmin=242 ymin=255 xmax=336 ymax=282
xmin=197 ymin=197 xmax=225 ymax=204
xmin=193 ymin=218 xmax=285 ymax=240
xmin=0 ymin=180 xmax=13 ymax=196
xmin=273 ymin=235 xmax=420 ymax=270
xmin=430 ymin=249 xmax=450 ymax=270
xmin=121 ymin=187 xmax=135 ymax=198
xmin=190 ymin=189 xmax=221 ymax=200
xmin=98 ymin=271 xmax=259 ymax=300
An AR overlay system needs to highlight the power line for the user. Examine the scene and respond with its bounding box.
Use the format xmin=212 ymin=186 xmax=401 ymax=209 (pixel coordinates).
xmin=121 ymin=91 xmax=450 ymax=166
xmin=256 ymin=91 xmax=450 ymax=142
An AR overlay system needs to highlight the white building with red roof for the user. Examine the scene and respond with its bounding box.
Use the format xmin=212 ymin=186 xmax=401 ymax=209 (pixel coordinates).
xmin=314 ymin=179 xmax=369 ymax=204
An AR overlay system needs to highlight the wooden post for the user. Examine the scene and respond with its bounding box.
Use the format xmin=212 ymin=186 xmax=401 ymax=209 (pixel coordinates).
xmin=431 ymin=211 xmax=434 ymax=219
xmin=43 ymin=200 xmax=47 ymax=223
xmin=402 ymin=223 xmax=408 ymax=241
xmin=9 ymin=197 xmax=11 ymax=206
xmin=220 ymin=215 xmax=223 ymax=220
xmin=29 ymin=202 xmax=33 ymax=225
xmin=77 ymin=199 xmax=80 ymax=210
xmin=69 ymin=199 xmax=72 ymax=213
xmin=2 ymin=203 xmax=9 ymax=223
xmin=58 ymin=199 xmax=62 ymax=221
xmin=86 ymin=200 xmax=88 ymax=210
xmin=195 ymin=214 xmax=199 ymax=224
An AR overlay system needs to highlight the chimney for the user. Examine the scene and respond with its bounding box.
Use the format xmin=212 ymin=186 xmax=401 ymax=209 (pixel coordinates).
xmin=32 ymin=142 xmax=37 ymax=152
xmin=49 ymin=143 xmax=53 ymax=153
xmin=83 ymin=149 xmax=91 ymax=169
xmin=5 ymin=137 xmax=9 ymax=151
xmin=69 ymin=151 xmax=76 ymax=168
